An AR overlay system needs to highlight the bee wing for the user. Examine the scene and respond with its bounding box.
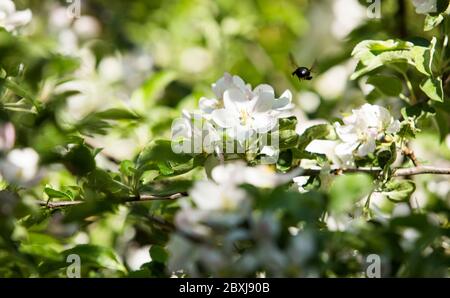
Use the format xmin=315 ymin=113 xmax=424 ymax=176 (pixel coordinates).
xmin=289 ymin=53 xmax=299 ymax=69
xmin=309 ymin=59 xmax=318 ymax=73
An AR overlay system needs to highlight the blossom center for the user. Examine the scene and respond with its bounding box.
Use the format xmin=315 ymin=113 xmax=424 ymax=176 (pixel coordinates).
xmin=238 ymin=109 xmax=254 ymax=126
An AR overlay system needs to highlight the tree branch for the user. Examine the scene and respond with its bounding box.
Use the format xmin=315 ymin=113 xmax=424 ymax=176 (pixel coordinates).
xmin=299 ymin=165 xmax=450 ymax=177
xmin=37 ymin=166 xmax=450 ymax=209
xmin=37 ymin=192 xmax=187 ymax=209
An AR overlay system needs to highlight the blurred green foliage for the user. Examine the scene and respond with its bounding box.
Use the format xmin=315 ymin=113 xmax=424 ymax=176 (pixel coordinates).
xmin=0 ymin=0 xmax=448 ymax=277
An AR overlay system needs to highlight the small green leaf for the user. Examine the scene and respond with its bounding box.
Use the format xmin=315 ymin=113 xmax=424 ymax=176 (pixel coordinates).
xmin=86 ymin=169 xmax=129 ymax=194
xmin=382 ymin=180 xmax=415 ymax=202
xmin=94 ymin=108 xmax=141 ymax=120
xmin=64 ymin=144 xmax=96 ymax=176
xmin=366 ymin=75 xmax=403 ymax=96
xmin=150 ymin=245 xmax=168 ymax=264
xmin=63 ymin=244 xmax=126 ymax=273
xmin=44 ymin=186 xmax=73 ymax=200
xmin=120 ymin=160 xmax=135 ymax=177
xmin=137 ymin=139 xmax=203 ymax=177
xmin=297 ymin=124 xmax=331 ymax=152
xmin=424 ymin=14 xmax=444 ymax=31
xmin=377 ymin=142 xmax=396 ymax=169
xmin=420 ymin=77 xmax=444 ymax=102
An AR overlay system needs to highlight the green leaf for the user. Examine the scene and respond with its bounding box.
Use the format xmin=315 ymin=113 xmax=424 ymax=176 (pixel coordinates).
xmin=1 ymin=77 xmax=42 ymax=111
xmin=351 ymin=39 xmax=414 ymax=80
xmin=411 ymin=37 xmax=436 ymax=76
xmin=420 ymin=77 xmax=444 ymax=102
xmin=94 ymin=108 xmax=141 ymax=120
xmin=137 ymin=139 xmax=203 ymax=177
xmin=86 ymin=169 xmax=129 ymax=194
xmin=278 ymin=116 xmax=297 ymax=130
xmin=434 ymin=108 xmax=450 ymax=141
xmin=329 ymin=174 xmax=373 ymax=213
xmin=382 ymin=180 xmax=416 ymax=202
xmin=424 ymin=14 xmax=444 ymax=31
xmin=44 ymin=186 xmax=73 ymax=200
xmin=120 ymin=160 xmax=135 ymax=177
xmin=297 ymin=124 xmax=331 ymax=152
xmin=63 ymin=244 xmax=126 ymax=273
xmin=351 ymin=38 xmax=438 ymax=80
xmin=64 ymin=144 xmax=96 ymax=176
xmin=366 ymin=75 xmax=403 ymax=96
xmin=19 ymin=233 xmax=64 ymax=262
xmin=150 ymin=245 xmax=168 ymax=263
xmin=139 ymin=179 xmax=192 ymax=196
xmin=401 ymin=102 xmax=435 ymax=119
xmin=377 ymin=142 xmax=396 ymax=169
xmin=279 ymin=129 xmax=299 ymax=150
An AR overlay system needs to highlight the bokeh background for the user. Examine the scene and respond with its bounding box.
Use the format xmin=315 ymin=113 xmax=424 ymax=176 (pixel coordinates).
xmin=0 ymin=0 xmax=448 ymax=277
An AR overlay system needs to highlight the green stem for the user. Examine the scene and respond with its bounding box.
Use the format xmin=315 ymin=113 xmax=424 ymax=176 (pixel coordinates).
xmin=390 ymin=65 xmax=417 ymax=104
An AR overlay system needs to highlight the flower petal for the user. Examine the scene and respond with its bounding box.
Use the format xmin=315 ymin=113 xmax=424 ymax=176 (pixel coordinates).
xmin=211 ymin=108 xmax=238 ymax=128
xmin=252 ymin=113 xmax=277 ymax=133
xmin=250 ymin=90 xmax=274 ymax=113
xmin=223 ymin=88 xmax=248 ymax=112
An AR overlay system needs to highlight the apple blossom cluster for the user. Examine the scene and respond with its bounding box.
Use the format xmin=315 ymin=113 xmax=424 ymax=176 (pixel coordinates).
xmin=306 ymin=104 xmax=400 ymax=167
xmin=171 ymin=73 xmax=294 ymax=157
xmin=0 ymin=0 xmax=32 ymax=32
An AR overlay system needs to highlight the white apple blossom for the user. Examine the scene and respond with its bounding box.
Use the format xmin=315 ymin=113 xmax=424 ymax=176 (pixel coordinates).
xmin=212 ymin=72 xmax=253 ymax=100
xmin=173 ymin=73 xmax=294 ymax=156
xmin=0 ymin=0 xmax=32 ymax=32
xmin=0 ymin=148 xmax=40 ymax=186
xmin=305 ymin=104 xmax=400 ymax=166
xmin=198 ymin=97 xmax=220 ymax=120
xmin=211 ymin=84 xmax=292 ymax=141
xmin=334 ymin=104 xmax=400 ymax=160
xmin=171 ymin=110 xmax=219 ymax=154
xmin=411 ymin=0 xmax=438 ymax=14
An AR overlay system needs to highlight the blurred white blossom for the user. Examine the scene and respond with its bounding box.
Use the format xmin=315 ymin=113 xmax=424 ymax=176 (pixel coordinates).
xmin=0 ymin=122 xmax=15 ymax=151
xmin=190 ymin=180 xmax=247 ymax=211
xmin=411 ymin=0 xmax=438 ymax=14
xmin=332 ymin=0 xmax=366 ymax=39
xmin=0 ymin=148 xmax=40 ymax=186
xmin=189 ymin=161 xmax=298 ymax=211
xmin=0 ymin=0 xmax=32 ymax=32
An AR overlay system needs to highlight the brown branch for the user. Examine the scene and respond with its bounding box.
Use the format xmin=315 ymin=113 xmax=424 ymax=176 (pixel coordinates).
xmin=37 ymin=192 xmax=187 ymax=209
xmin=402 ymin=147 xmax=419 ymax=166
xmin=392 ymin=166 xmax=450 ymax=177
xmin=298 ymin=166 xmax=450 ymax=177
xmin=37 ymin=166 xmax=450 ymax=209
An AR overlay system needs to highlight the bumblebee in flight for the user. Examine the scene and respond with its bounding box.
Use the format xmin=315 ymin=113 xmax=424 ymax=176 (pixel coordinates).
xmin=289 ymin=53 xmax=315 ymax=81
